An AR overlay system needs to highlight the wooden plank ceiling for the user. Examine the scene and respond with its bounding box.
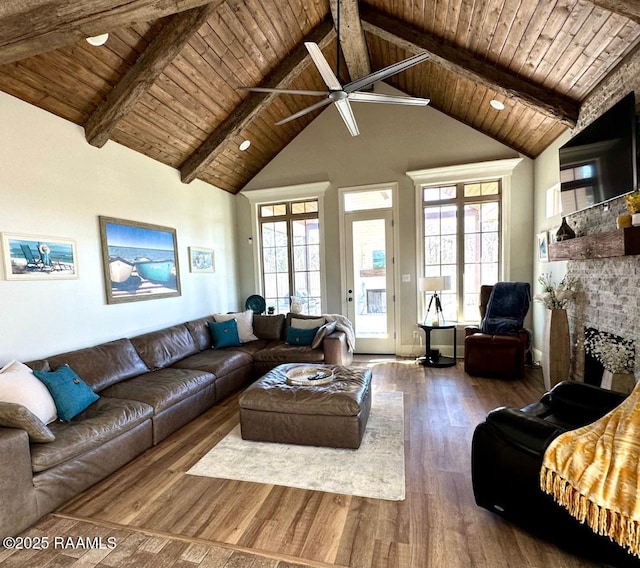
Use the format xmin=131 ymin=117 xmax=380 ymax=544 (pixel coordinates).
xmin=1 ymin=0 xmax=640 ymax=194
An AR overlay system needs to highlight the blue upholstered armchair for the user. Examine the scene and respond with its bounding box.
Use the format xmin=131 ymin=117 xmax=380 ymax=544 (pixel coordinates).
xmin=464 ymin=282 xmax=531 ymax=379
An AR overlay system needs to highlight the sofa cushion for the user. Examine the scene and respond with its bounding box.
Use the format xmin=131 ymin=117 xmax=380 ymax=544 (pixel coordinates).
xmin=290 ymin=317 xmax=325 ymax=330
xmin=253 ymin=341 xmax=325 ymax=364
xmin=208 ymin=320 xmax=241 ymax=349
xmin=30 ymin=397 xmax=153 ymax=472
xmin=101 ymin=368 xmax=215 ymax=414
xmin=33 ymin=365 xmax=100 ymax=422
xmin=130 ymin=324 xmax=199 ymax=370
xmin=285 ymin=312 xmax=325 ymax=335
xmin=0 ymin=360 xmax=57 ymax=424
xmin=45 ymin=338 xmax=149 ymax=392
xmin=171 ymin=349 xmax=252 ymax=376
xmin=286 ymin=326 xmax=319 ymax=346
xmin=185 ymin=316 xmax=215 ymax=350
xmin=214 ymin=310 xmax=258 ymax=343
xmin=311 ymin=321 xmax=337 ymax=349
xmin=221 ymin=339 xmax=271 ymax=356
xmin=0 ymin=401 xmax=55 ymax=443
xmin=253 ymin=314 xmax=285 ymax=340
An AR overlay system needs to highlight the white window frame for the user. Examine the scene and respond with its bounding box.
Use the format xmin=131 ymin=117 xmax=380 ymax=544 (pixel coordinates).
xmin=408 ymin=158 xmax=522 ymax=324
xmin=244 ymin=181 xmax=330 ymax=311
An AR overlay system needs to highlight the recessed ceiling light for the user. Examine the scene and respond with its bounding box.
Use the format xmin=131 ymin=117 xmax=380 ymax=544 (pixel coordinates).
xmin=239 ymin=140 xmax=251 ymax=151
xmin=86 ymin=33 xmax=109 ymax=46
xmin=490 ymin=99 xmax=505 ymax=111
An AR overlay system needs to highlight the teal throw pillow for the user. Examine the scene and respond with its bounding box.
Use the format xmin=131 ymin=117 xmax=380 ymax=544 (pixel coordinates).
xmin=208 ymin=319 xmax=241 ymax=349
xmin=286 ymin=326 xmax=320 ymax=346
xmin=33 ymin=365 xmax=99 ymax=422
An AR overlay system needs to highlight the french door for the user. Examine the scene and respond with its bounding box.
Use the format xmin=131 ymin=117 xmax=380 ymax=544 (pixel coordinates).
xmin=344 ymin=209 xmax=396 ymax=353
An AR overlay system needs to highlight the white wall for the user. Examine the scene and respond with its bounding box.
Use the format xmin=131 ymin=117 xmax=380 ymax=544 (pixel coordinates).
xmin=531 ymin=131 xmax=571 ymax=358
xmin=0 ymin=92 xmax=239 ymax=363
xmin=237 ymin=83 xmax=533 ymax=352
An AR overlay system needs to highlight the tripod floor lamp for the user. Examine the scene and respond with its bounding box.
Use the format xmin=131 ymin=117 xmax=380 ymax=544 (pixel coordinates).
xmin=420 ymin=276 xmax=452 ymax=326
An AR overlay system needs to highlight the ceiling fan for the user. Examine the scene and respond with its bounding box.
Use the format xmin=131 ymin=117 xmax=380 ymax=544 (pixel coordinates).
xmin=238 ymin=7 xmax=431 ymax=136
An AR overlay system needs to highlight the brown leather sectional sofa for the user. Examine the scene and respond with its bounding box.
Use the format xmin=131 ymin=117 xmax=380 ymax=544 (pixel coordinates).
xmin=0 ymin=312 xmax=351 ymax=538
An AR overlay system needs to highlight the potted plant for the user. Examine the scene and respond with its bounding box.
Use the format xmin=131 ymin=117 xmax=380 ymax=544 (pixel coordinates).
xmin=625 ymin=190 xmax=640 ymax=226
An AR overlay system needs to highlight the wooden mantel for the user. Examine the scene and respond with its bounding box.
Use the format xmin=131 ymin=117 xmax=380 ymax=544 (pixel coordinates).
xmin=548 ymin=225 xmax=640 ymax=261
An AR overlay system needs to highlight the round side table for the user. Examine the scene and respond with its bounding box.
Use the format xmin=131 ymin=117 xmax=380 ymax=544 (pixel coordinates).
xmin=417 ymin=323 xmax=457 ymax=367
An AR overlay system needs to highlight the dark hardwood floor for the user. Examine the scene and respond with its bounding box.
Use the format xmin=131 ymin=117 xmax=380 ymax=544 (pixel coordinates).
xmin=8 ymin=358 xmax=607 ymax=567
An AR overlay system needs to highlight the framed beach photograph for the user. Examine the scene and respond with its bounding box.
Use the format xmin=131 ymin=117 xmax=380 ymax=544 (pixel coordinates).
xmin=537 ymin=231 xmax=549 ymax=262
xmin=189 ymin=246 xmax=215 ymax=273
xmin=99 ymin=216 xmax=181 ymax=304
xmin=1 ymin=233 xmax=78 ymax=280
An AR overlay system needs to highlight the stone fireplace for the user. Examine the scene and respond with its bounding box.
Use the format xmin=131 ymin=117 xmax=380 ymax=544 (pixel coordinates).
xmin=563 ymin=194 xmax=640 ymax=383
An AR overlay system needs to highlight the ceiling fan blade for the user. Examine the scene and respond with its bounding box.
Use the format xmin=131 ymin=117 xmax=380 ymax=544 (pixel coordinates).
xmin=335 ymin=99 xmax=360 ymax=137
xmin=274 ymin=98 xmax=333 ymax=125
xmin=238 ymin=86 xmax=327 ymax=96
xmin=305 ymin=42 xmax=342 ymax=91
xmin=344 ymin=52 xmax=430 ymax=94
xmin=348 ymin=92 xmax=430 ymax=106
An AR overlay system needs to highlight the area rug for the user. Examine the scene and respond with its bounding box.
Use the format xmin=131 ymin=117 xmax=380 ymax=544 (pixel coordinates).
xmin=187 ymin=391 xmax=405 ymax=501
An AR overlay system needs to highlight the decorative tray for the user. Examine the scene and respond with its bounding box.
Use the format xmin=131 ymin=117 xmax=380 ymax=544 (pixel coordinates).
xmin=286 ymin=367 xmax=334 ymax=386
xmin=245 ymin=294 xmax=266 ymax=314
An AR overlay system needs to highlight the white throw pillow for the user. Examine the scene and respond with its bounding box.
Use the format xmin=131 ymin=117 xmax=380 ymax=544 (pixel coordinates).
xmin=291 ymin=317 xmax=325 ymax=330
xmin=214 ymin=310 xmax=258 ymax=343
xmin=0 ymin=360 xmax=57 ymax=424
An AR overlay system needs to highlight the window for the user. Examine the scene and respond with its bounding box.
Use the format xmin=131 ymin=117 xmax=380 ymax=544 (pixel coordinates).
xmin=421 ymin=180 xmax=501 ymax=322
xmin=259 ymin=200 xmax=321 ymax=315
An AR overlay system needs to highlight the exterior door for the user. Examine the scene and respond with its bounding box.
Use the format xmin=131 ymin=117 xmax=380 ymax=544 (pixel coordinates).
xmin=344 ymin=210 xmax=395 ymax=353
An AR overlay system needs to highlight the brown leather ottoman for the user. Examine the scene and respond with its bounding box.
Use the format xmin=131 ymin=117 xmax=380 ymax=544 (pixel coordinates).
xmin=239 ymin=363 xmax=372 ymax=449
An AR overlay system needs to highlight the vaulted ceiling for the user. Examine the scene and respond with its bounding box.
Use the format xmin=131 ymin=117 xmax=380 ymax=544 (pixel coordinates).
xmin=1 ymin=0 xmax=640 ymax=194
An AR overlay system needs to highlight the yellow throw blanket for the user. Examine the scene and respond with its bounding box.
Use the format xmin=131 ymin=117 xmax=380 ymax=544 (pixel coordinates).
xmin=540 ymin=380 xmax=640 ymax=556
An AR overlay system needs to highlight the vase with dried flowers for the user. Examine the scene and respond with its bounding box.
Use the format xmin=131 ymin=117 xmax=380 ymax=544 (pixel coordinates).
xmin=585 ymin=333 xmax=636 ymax=393
xmin=535 ymin=273 xmax=578 ymax=390
xmin=534 ymin=273 xmax=578 ymax=310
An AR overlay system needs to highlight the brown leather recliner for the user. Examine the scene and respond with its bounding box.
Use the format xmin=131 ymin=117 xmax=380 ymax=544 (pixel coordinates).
xmin=464 ymin=283 xmax=530 ymax=380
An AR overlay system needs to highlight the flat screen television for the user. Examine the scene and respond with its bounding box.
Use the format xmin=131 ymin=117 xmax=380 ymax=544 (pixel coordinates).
xmin=559 ymin=92 xmax=637 ymax=215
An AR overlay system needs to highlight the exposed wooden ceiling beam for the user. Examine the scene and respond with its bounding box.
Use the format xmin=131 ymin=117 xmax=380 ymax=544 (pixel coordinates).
xmin=329 ymin=0 xmax=370 ymax=81
xmin=360 ymin=5 xmax=579 ymax=128
xmin=589 ymin=0 xmax=640 ymax=24
xmin=84 ymin=3 xmax=220 ymax=148
xmin=180 ymin=19 xmax=335 ymax=187
xmin=0 ymin=0 xmax=217 ymax=64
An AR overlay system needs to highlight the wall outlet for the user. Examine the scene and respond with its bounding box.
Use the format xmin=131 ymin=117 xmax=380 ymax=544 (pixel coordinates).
xmin=412 ymin=330 xmax=419 ymax=339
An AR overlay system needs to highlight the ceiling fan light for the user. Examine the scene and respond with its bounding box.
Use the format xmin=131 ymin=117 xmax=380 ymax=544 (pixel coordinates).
xmin=86 ymin=33 xmax=109 ymax=47
xmin=239 ymin=140 xmax=251 ymax=151
xmin=490 ymin=99 xmax=505 ymax=111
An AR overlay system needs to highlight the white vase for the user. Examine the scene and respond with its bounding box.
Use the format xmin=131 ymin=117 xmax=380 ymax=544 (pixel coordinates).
xmin=600 ymin=369 xmax=636 ymax=394
xmin=541 ymin=308 xmax=570 ymax=391
xmin=632 ymin=213 xmax=640 ymax=227
xmin=290 ymin=296 xmax=302 ymax=314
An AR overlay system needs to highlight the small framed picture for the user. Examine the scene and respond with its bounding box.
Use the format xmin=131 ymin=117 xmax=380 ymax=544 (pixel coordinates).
xmin=189 ymin=247 xmax=215 ymax=273
xmin=2 ymin=233 xmax=78 ymax=280
xmin=537 ymin=232 xmax=549 ymax=262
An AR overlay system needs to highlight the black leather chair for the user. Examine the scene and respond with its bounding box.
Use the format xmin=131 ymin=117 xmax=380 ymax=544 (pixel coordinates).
xmin=472 ymin=381 xmax=640 ymax=566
